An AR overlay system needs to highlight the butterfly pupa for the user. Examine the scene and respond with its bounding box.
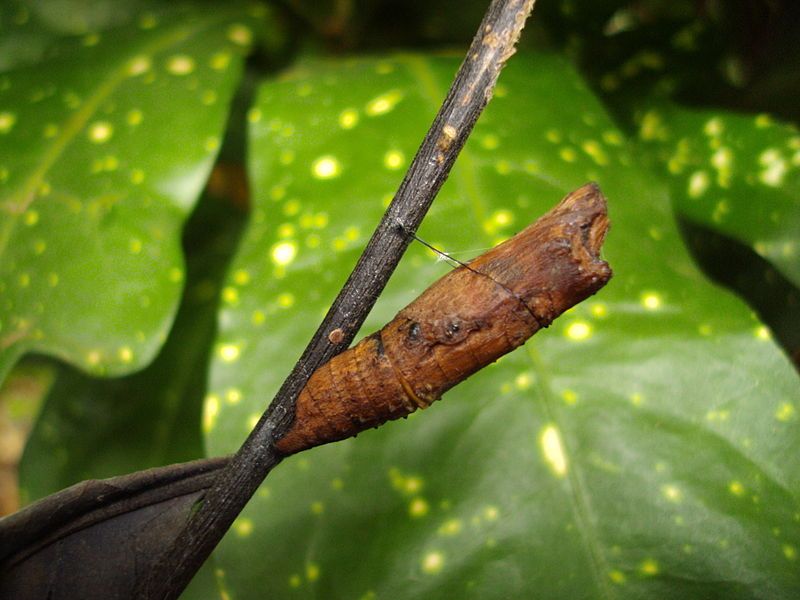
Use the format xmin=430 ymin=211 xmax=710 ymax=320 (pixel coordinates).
xmin=276 ymin=183 xmax=612 ymax=454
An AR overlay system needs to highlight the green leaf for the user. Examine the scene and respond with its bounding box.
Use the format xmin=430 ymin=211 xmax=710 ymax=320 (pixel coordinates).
xmin=18 ymin=192 xmax=246 ymax=503
xmin=0 ymin=3 xmax=259 ymax=381
xmin=635 ymin=104 xmax=800 ymax=289
xmin=206 ymin=54 xmax=800 ymax=598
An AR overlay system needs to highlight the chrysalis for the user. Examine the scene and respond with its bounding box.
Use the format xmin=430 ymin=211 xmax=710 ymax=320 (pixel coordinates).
xmin=276 ymin=183 xmax=612 ymax=454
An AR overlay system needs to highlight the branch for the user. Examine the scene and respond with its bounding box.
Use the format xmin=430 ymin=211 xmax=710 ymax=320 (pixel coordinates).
xmin=139 ymin=1 xmax=538 ymax=597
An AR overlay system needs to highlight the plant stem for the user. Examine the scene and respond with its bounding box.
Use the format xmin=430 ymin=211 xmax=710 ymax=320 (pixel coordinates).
xmin=139 ymin=1 xmax=537 ymax=597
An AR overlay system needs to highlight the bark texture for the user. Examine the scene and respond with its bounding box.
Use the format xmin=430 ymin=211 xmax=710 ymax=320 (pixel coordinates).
xmin=276 ymin=182 xmax=611 ymax=454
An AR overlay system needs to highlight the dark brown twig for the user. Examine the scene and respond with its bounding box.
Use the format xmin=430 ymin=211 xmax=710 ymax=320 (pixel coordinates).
xmin=139 ymin=1 xmax=537 ymax=597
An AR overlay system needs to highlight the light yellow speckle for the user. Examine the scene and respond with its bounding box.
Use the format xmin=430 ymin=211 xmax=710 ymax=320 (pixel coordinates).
xmin=582 ymin=140 xmax=609 ymax=166
xmin=345 ymin=225 xmax=360 ymax=241
xmin=251 ymin=309 xmax=266 ymax=326
xmin=421 ymin=551 xmax=444 ymax=575
xmin=630 ymin=392 xmax=644 ymax=406
xmin=641 ymin=292 xmax=662 ymax=311
xmin=166 ymin=54 xmax=195 ymax=76
xmin=639 ymin=559 xmax=659 ymax=576
xmin=603 ymin=130 xmax=624 ymax=146
xmin=404 ymin=476 xmax=423 ymax=494
xmin=312 ymin=155 xmax=341 ymax=179
xmin=366 ymin=89 xmax=404 ymax=116
xmin=383 ymin=149 xmax=405 ymax=170
xmin=559 ymin=147 xmax=577 ymax=163
xmin=233 ymin=269 xmax=250 ymax=285
xmin=0 ymin=112 xmax=17 ymax=134
xmin=288 ymin=574 xmax=301 ymax=588
xmin=101 ymin=155 xmax=118 ymax=171
xmin=127 ymin=55 xmax=151 ymax=76
xmin=310 ymin=501 xmax=324 ymax=515
xmin=704 ymin=117 xmax=724 ymax=137
xmin=279 ymin=149 xmax=295 ymax=165
xmin=33 ymin=239 xmax=46 ymax=254
xmin=438 ymin=518 xmax=462 ymax=536
xmin=118 ymin=346 xmax=133 ymax=363
xmin=483 ymin=505 xmax=499 ymax=521
xmin=201 ymin=90 xmax=217 ymax=105
xmin=204 ymin=136 xmax=220 ymax=152
xmin=545 ymin=129 xmax=561 ymax=143
xmin=126 ymin=109 xmax=143 ymax=126
xmin=203 ymin=393 xmax=219 ymax=433
xmin=639 ymin=110 xmax=668 ymax=141
xmin=759 ymin=148 xmax=787 ymax=187
xmin=86 ymin=350 xmax=102 ymax=366
xmin=688 ymin=170 xmax=710 ymax=198
xmin=227 ymin=23 xmax=253 ymax=46
xmin=339 ymin=108 xmax=359 ymax=129
xmin=47 ymin=272 xmax=59 ymax=287
xmin=305 ymin=562 xmax=320 ymax=582
xmin=495 ymin=159 xmax=512 ymax=174
xmin=277 ymin=292 xmax=295 ymax=308
xmin=481 ymin=134 xmax=500 ymax=150
xmin=711 ymin=146 xmax=733 ymax=170
xmin=42 ymin=123 xmax=58 ymax=137
xmin=88 ymin=121 xmax=113 ymax=143
xmin=661 ymin=484 xmax=683 ymax=503
xmin=561 ymin=389 xmax=578 ymax=405
xmin=278 ymin=223 xmax=296 ymax=238
xmin=492 ymin=209 xmax=514 ymax=228
xmin=130 ymin=169 xmax=145 ymax=184
xmin=18 ymin=272 xmax=30 ymax=287
xmin=775 ymin=402 xmax=796 ymax=422
xmin=210 ymin=51 xmax=231 ymax=71
xmin=271 ymin=241 xmax=297 ymax=266
xmin=247 ymin=107 xmax=262 ymax=123
xmin=409 ymin=497 xmax=429 ymax=518
xmin=270 ymin=185 xmax=286 ymax=201
xmin=128 ymin=238 xmax=142 ymax=254
xmin=540 ymin=424 xmax=568 ymax=477
xmin=218 ymin=343 xmax=241 ymax=363
xmin=233 ymin=517 xmax=253 ymax=537
xmin=609 ymin=570 xmax=626 ymax=584
xmin=755 ymin=114 xmax=773 ymax=128
xmin=755 ymin=325 xmax=771 ymax=341
xmin=566 ymin=321 xmax=592 ymax=341
xmin=784 ymin=544 xmax=797 ymax=561
xmin=225 ymin=388 xmax=242 ymax=405
xmin=591 ymin=303 xmax=608 ymax=318
xmin=23 ymin=210 xmax=39 ymax=226
xmin=515 ymin=372 xmax=532 ymax=390
xmin=728 ymin=480 xmax=745 ymax=496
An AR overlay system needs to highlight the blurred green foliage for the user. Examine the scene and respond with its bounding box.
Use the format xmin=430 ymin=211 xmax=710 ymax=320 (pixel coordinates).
xmin=2 ymin=0 xmax=798 ymax=598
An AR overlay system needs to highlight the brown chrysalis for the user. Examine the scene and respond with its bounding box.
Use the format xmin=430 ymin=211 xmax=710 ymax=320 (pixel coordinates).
xmin=276 ymin=183 xmax=612 ymax=455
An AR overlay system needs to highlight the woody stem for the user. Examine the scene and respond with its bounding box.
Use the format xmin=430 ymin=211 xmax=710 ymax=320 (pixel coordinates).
xmin=139 ymin=1 xmax=537 ymax=598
